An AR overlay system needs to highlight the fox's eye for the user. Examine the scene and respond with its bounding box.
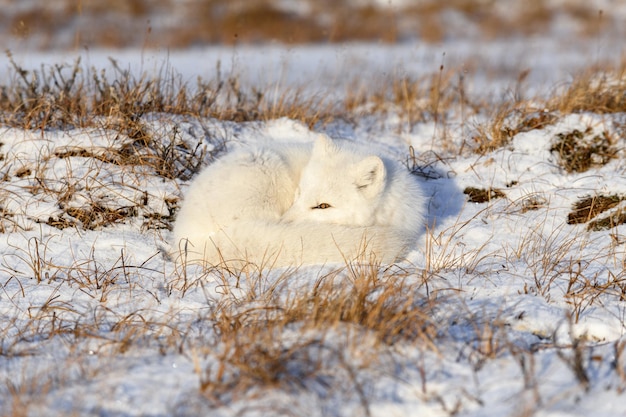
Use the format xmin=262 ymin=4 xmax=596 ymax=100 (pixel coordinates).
xmin=312 ymin=203 xmax=331 ymax=209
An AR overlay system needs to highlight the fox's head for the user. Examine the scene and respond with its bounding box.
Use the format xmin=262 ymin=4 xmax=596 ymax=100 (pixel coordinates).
xmin=283 ymin=135 xmax=387 ymax=226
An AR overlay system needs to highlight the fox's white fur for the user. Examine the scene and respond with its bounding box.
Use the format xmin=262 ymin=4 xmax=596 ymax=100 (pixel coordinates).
xmin=171 ymin=134 xmax=424 ymax=269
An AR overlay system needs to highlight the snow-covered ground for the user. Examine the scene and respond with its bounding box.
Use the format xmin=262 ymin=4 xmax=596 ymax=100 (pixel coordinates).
xmin=1 ymin=34 xmax=626 ymax=416
xmin=3 ymin=33 xmax=624 ymax=98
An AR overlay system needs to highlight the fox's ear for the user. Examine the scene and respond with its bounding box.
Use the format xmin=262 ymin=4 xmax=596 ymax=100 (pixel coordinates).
xmin=312 ymin=134 xmax=336 ymax=157
xmin=354 ymin=156 xmax=386 ymax=198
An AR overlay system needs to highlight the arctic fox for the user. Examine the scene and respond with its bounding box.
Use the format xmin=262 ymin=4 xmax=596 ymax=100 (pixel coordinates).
xmin=171 ymin=134 xmax=425 ymax=269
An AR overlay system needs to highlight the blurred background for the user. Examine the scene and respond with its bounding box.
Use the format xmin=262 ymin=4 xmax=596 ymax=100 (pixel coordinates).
xmin=0 ymin=0 xmax=623 ymax=50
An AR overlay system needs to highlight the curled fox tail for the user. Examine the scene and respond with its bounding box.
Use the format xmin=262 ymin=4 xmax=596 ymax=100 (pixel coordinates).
xmin=172 ymin=221 xmax=413 ymax=270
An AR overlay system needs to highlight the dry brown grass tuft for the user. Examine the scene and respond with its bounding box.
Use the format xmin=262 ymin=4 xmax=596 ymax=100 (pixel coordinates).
xmin=464 ymin=187 xmax=506 ymax=203
xmin=472 ymin=103 xmax=558 ymax=154
xmin=566 ymin=194 xmax=626 ymax=232
xmin=549 ymin=69 xmax=626 ymax=115
xmin=197 ymin=263 xmax=438 ymax=405
xmin=550 ymin=127 xmax=616 ymax=173
xmin=567 ymin=195 xmax=623 ymax=225
xmin=564 ymin=266 xmax=626 ymax=323
xmin=62 ymin=203 xmax=138 ymax=230
xmin=587 ymin=210 xmax=626 ymax=232
xmin=344 ymin=68 xmax=464 ymax=131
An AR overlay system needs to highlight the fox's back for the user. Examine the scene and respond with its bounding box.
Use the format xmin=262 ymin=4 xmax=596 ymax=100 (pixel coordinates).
xmin=172 ymin=142 xmax=311 ymax=251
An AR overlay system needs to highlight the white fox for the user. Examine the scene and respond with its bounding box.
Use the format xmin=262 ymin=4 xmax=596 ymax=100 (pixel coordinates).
xmin=171 ymin=134 xmax=425 ymax=269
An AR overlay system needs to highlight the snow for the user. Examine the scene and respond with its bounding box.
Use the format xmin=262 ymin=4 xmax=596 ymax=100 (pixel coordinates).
xmin=1 ymin=35 xmax=626 ymax=417
xmin=2 ymin=34 xmax=624 ymax=99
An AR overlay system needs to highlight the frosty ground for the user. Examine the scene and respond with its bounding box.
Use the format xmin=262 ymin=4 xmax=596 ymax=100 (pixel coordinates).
xmin=1 ymin=36 xmax=626 ymax=416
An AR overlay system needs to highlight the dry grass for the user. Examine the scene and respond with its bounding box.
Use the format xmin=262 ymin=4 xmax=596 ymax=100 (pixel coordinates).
xmin=345 ymin=68 xmax=463 ymax=130
xmin=566 ymin=193 xmax=626 ymax=232
xmin=2 ymin=52 xmax=623 ymax=162
xmin=564 ymin=265 xmax=626 ymax=323
xmin=548 ymin=67 xmax=626 ymax=115
xmin=0 ymin=52 xmax=337 ymax=132
xmin=472 ymin=64 xmax=625 ymax=156
xmin=0 ymin=0 xmax=617 ymax=49
xmin=195 ymin=264 xmax=438 ymax=408
xmin=550 ymin=127 xmax=616 ymax=173
xmin=1 ymin=241 xmax=441 ymax=415
xmin=567 ymin=195 xmax=623 ymax=225
xmin=472 ymin=104 xmax=558 ymax=154
xmin=2 ymin=50 xmax=626 ymax=416
xmin=505 ymin=220 xmax=626 ymax=329
xmin=463 ymin=187 xmax=506 ymax=203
